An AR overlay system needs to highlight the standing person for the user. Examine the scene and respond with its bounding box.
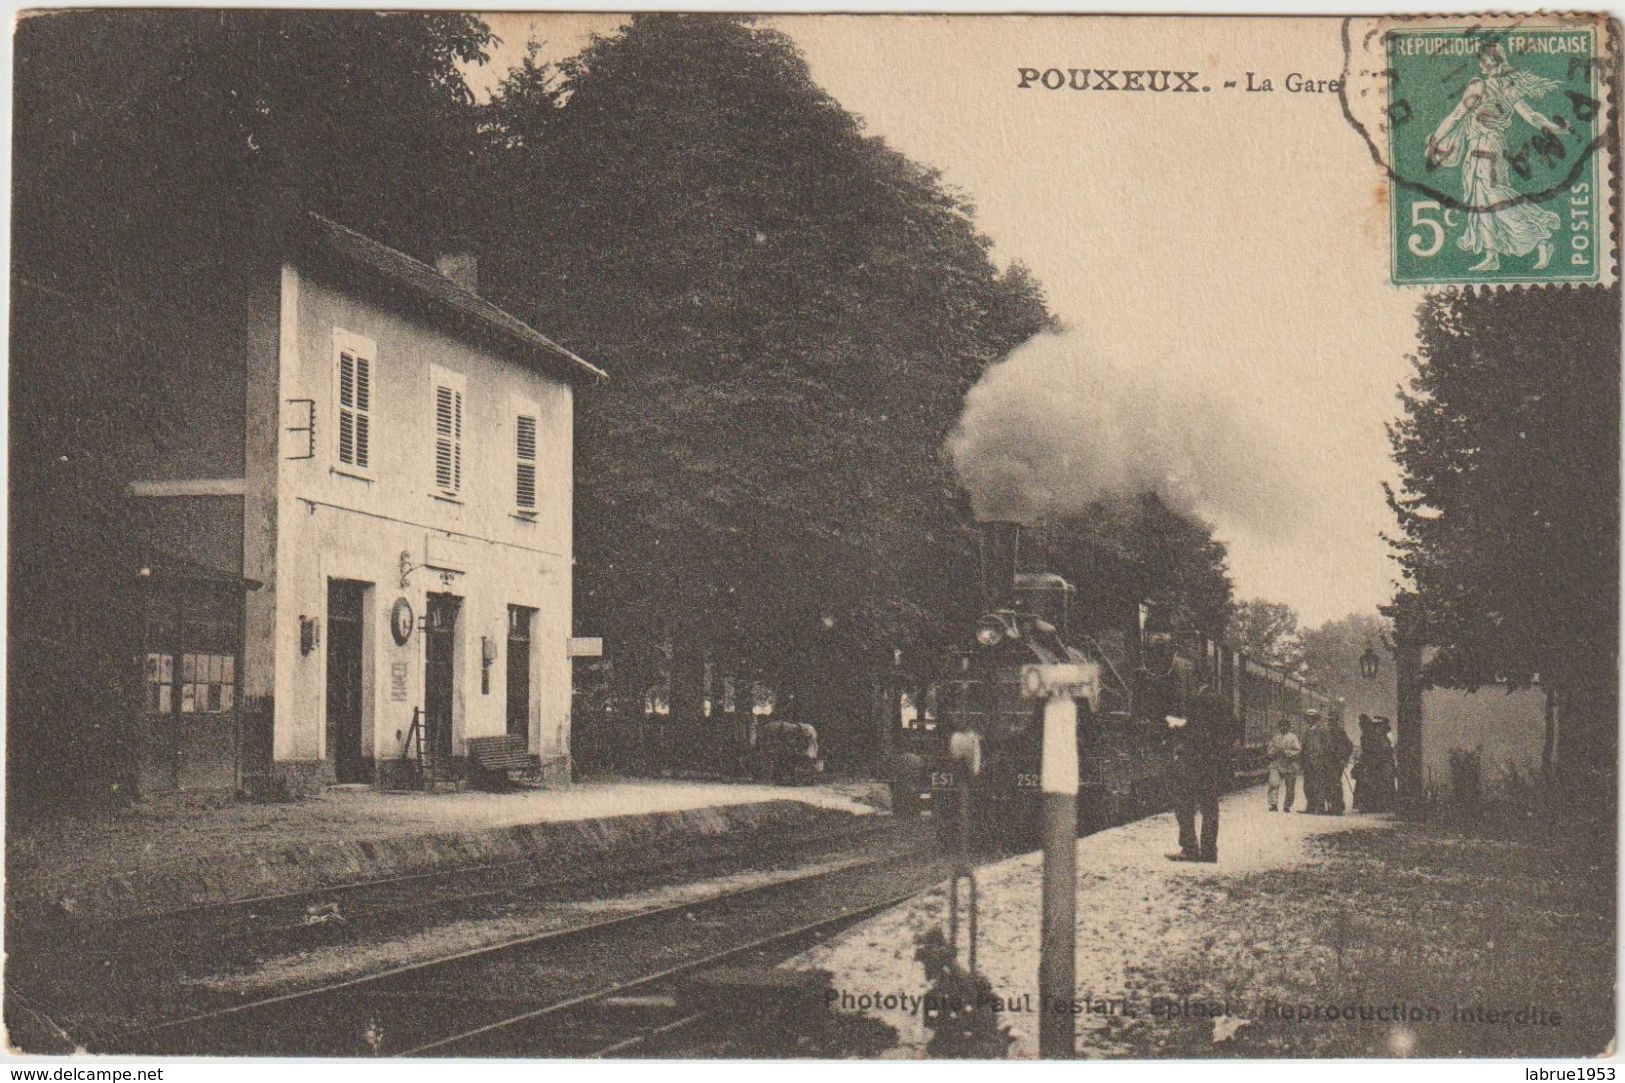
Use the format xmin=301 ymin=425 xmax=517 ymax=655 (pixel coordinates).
xmin=1266 ymin=717 xmax=1302 ymax=813
xmin=1354 ymin=715 xmax=1398 ymax=812
xmin=1326 ymin=716 xmax=1355 ymax=814
xmin=1301 ymin=710 xmax=1329 ymax=814
xmin=1352 ymin=714 xmax=1375 ymax=811
xmin=1165 ymin=680 xmax=1228 ymax=863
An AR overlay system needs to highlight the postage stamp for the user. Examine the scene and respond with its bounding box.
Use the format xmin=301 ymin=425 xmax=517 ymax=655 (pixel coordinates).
xmin=1385 ymin=23 xmax=1608 ymax=286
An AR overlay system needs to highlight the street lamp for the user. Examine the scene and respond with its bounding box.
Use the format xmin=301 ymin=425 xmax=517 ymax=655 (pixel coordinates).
xmin=1359 ymin=642 xmax=1381 ymax=680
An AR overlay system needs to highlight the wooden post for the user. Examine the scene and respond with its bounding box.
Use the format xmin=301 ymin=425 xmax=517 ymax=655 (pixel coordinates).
xmin=1038 ymin=693 xmax=1078 ymax=1059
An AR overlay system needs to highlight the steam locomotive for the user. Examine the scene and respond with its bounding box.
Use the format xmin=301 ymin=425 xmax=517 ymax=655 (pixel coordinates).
xmin=891 ymin=521 xmax=1338 ymax=846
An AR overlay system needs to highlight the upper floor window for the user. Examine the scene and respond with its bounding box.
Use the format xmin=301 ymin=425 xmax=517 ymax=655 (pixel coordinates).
xmin=430 ymin=365 xmax=465 ymax=499
xmin=333 ymin=330 xmax=376 ymax=473
xmin=514 ymin=397 xmax=539 ymax=516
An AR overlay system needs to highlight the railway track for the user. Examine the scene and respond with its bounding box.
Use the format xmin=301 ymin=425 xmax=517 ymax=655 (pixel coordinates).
xmin=94 ymin=845 xmax=950 ymax=1057
xmin=47 ymin=815 xmax=918 ymax=968
xmin=36 ymin=788 xmax=1254 ymax=1057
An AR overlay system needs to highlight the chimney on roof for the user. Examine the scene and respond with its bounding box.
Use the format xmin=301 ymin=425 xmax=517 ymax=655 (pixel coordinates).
xmin=435 ymin=250 xmax=479 ymax=295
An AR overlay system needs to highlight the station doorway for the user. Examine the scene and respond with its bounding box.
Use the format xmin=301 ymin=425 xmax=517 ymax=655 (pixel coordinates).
xmin=325 ymin=579 xmax=370 ymax=783
xmin=506 ymin=605 xmax=534 ymax=747
xmin=424 ymin=593 xmax=461 ymax=763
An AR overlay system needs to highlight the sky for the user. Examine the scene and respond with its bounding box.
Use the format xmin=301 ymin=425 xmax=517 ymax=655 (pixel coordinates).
xmin=472 ymin=14 xmax=1421 ymax=626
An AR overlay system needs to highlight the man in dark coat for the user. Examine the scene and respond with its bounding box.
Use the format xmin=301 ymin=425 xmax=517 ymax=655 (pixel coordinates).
xmin=1305 ymin=711 xmax=1354 ymax=814
xmin=1325 ymin=717 xmax=1354 ymax=814
xmin=1301 ymin=710 xmax=1329 ymax=813
xmin=1165 ymin=681 xmax=1230 ymax=862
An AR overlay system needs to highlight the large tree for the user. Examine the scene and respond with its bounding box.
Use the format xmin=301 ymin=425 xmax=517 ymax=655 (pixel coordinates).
xmin=1386 ymin=286 xmax=1619 ymax=787
xmin=478 ymin=16 xmax=1052 ymax=760
xmin=14 ymin=10 xmax=493 ymax=273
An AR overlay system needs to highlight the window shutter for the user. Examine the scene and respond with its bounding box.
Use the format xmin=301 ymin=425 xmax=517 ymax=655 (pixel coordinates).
xmin=515 ymin=413 xmax=538 ymax=512
xmin=338 ymin=352 xmax=356 ymax=465
xmin=333 ymin=332 xmax=376 ymax=472
xmin=433 ymin=380 xmax=464 ymax=497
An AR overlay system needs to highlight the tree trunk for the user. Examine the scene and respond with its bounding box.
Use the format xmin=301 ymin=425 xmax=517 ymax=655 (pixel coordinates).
xmin=1394 ymin=629 xmax=1425 ymax=812
xmin=1550 ymin=661 xmax=1617 ymax=815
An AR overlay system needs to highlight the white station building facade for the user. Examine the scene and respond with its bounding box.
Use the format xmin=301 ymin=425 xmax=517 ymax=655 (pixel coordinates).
xmin=128 ymin=213 xmax=604 ymax=794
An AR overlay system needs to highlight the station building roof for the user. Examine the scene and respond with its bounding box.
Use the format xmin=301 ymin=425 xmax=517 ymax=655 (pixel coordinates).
xmin=300 ymin=213 xmax=607 ymax=387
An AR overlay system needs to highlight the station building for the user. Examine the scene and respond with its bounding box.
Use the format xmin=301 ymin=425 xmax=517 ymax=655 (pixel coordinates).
xmin=116 ymin=213 xmax=604 ymax=795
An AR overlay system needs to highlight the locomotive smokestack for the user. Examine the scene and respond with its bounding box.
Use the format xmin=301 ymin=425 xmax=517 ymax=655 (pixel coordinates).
xmin=979 ymin=520 xmax=1021 ymax=609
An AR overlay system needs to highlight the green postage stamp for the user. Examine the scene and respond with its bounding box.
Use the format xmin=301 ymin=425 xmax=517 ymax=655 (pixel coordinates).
xmin=1384 ymin=23 xmax=1608 ymax=286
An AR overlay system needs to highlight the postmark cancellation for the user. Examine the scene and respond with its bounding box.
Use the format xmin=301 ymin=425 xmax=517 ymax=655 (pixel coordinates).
xmin=1343 ymin=14 xmax=1618 ymax=288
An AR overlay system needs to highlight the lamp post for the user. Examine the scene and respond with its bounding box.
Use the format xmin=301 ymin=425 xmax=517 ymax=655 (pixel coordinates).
xmin=1020 ymin=661 xmax=1099 ymax=1059
xmin=1359 ymin=643 xmax=1381 ymax=680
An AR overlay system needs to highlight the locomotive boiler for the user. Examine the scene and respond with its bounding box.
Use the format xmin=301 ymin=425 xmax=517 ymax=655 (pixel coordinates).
xmin=891 ymin=521 xmax=1338 ymax=848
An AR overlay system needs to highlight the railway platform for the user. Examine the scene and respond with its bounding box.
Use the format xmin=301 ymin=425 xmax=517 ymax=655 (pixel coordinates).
xmin=6 ymin=776 xmax=889 ymax=925
xmin=791 ymin=783 xmax=1614 ymax=1059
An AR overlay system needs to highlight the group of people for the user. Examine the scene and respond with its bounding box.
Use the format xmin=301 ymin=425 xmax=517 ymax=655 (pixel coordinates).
xmin=1163 ymin=693 xmax=1401 ymax=865
xmin=1267 ymin=711 xmax=1398 ymax=815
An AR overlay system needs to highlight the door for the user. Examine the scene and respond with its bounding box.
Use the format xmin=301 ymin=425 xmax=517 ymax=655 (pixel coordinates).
xmin=139 ymin=591 xmax=180 ymax=794
xmin=424 ymin=594 xmax=461 ymax=762
xmin=326 ymin=580 xmax=368 ymax=783
xmin=139 ymin=581 xmax=243 ymax=794
xmin=506 ymin=606 xmax=534 ymax=746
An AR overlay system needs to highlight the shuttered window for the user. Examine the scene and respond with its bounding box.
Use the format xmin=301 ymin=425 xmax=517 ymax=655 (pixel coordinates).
xmin=430 ymin=366 xmax=465 ymax=499
xmin=514 ymin=399 xmax=539 ymax=515
xmin=333 ymin=331 xmax=377 ymax=473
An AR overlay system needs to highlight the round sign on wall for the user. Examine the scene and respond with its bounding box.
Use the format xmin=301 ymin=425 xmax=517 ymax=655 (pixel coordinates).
xmin=390 ymin=597 xmax=415 ymax=646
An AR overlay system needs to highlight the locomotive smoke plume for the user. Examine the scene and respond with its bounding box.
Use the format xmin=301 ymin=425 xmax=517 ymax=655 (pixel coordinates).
xmin=946 ymin=329 xmax=1303 ymax=530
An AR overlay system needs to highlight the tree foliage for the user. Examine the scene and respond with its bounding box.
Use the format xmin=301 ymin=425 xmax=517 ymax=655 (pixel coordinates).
xmin=1023 ymin=494 xmax=1236 ymax=639
xmin=476 ymin=15 xmax=1054 ymax=735
xmin=15 ymin=10 xmax=493 ymax=276
xmin=1226 ymin=599 xmax=1305 ymax=673
xmin=1298 ymin=611 xmax=1396 ymax=721
xmin=1387 ymin=286 xmax=1619 ymax=772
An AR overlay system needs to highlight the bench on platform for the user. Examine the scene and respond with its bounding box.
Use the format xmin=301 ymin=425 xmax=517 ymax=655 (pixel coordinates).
xmin=465 ymin=734 xmax=535 ymax=790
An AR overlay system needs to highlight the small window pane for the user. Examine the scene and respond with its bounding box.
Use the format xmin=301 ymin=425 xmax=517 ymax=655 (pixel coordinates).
xmin=220 ymin=685 xmax=235 ymax=711
xmin=158 ymin=686 xmax=172 ymax=713
xmin=181 ymin=685 xmax=196 ymax=713
xmin=222 ymin=655 xmax=235 ymax=682
xmin=182 ymin=654 xmax=197 ymax=682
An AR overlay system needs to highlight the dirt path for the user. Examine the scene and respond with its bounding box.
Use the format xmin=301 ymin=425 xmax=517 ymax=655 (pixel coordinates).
xmin=793 ymin=788 xmax=1609 ymax=1058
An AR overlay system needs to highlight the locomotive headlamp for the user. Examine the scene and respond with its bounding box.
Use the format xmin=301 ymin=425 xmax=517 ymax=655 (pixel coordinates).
xmin=975 ymin=613 xmax=1018 ymax=647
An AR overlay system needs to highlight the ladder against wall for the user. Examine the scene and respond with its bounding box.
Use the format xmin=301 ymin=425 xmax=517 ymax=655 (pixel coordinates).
xmin=402 ymin=707 xmax=456 ymax=790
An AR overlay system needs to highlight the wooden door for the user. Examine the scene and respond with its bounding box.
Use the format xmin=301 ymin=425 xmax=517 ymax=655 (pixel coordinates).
xmin=506 ymin=606 xmax=533 ymax=746
xmin=326 ymin=580 xmax=368 ymax=783
xmin=424 ymin=594 xmax=461 ymax=762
